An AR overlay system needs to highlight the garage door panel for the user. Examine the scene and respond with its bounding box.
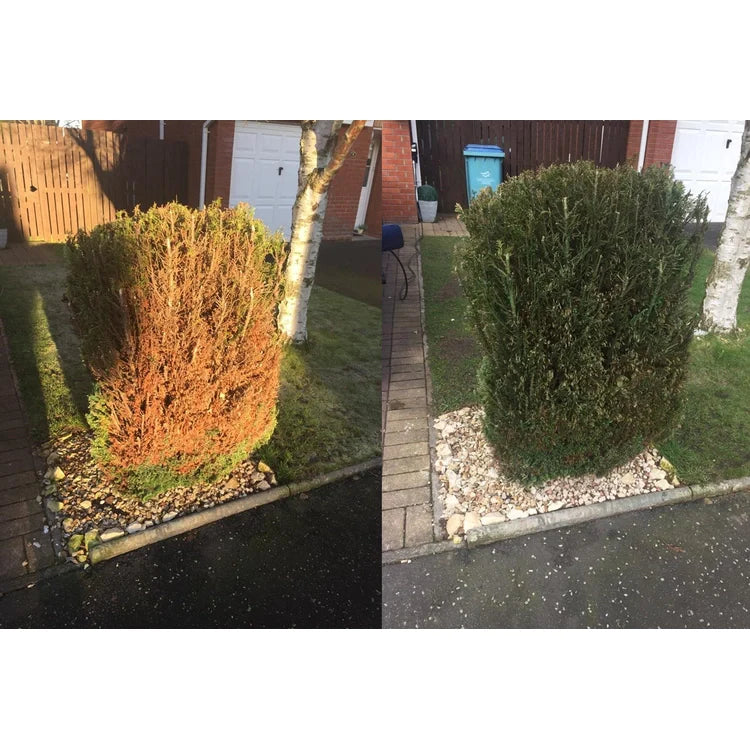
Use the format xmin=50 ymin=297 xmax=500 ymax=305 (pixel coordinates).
xmin=258 ymin=133 xmax=285 ymax=156
xmin=233 ymin=131 xmax=258 ymax=157
xmin=671 ymin=120 xmax=744 ymax=222
xmin=229 ymin=122 xmax=302 ymax=238
xmin=255 ymin=160 xmax=283 ymax=199
xmin=253 ymin=206 xmax=277 ymax=228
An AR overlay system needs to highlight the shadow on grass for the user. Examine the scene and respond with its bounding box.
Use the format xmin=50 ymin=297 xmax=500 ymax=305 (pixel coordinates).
xmin=0 ymin=253 xmax=92 ymax=444
xmin=0 ymin=242 xmax=381 ymax=483
xmin=257 ymin=285 xmax=381 ymax=484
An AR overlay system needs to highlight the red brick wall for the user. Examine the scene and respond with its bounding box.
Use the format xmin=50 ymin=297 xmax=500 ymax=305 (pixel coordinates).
xmin=382 ymin=120 xmax=417 ymax=224
xmin=364 ymin=140 xmax=382 ymax=236
xmin=626 ymin=120 xmax=643 ymax=166
xmin=643 ymin=120 xmax=677 ymax=167
xmin=322 ymin=125 xmax=373 ymax=240
xmin=204 ymin=120 xmax=235 ymax=206
xmin=625 ymin=120 xmax=677 ymax=170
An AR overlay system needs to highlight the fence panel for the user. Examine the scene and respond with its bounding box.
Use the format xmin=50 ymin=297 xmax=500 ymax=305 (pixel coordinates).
xmin=0 ymin=123 xmax=189 ymax=243
xmin=417 ymin=120 xmax=631 ymax=212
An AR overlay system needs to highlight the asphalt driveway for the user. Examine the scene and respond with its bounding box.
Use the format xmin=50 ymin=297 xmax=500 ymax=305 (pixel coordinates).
xmin=0 ymin=469 xmax=381 ymax=628
xmin=384 ymin=491 xmax=750 ymax=628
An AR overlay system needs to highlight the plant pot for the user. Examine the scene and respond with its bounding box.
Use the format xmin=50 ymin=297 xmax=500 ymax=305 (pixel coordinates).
xmin=418 ymin=200 xmax=438 ymax=223
xmin=0 ymin=228 xmax=7 ymax=250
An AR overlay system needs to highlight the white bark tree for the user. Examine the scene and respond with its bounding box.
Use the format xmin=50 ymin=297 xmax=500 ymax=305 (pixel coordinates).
xmin=700 ymin=120 xmax=750 ymax=332
xmin=278 ymin=120 xmax=366 ymax=343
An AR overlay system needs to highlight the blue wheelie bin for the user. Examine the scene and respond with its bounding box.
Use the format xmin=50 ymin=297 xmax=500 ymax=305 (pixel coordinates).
xmin=463 ymin=144 xmax=505 ymax=202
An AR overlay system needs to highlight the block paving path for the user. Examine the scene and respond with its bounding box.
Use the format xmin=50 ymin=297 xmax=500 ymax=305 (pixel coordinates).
xmin=0 ymin=321 xmax=55 ymax=590
xmin=420 ymin=213 xmax=467 ymax=237
xmin=382 ymin=225 xmax=434 ymax=552
xmin=381 ymin=218 xmax=469 ymax=554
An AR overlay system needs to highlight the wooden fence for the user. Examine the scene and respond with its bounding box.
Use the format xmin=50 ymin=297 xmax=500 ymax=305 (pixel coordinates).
xmin=416 ymin=120 xmax=631 ymax=212
xmin=0 ymin=122 xmax=188 ymax=242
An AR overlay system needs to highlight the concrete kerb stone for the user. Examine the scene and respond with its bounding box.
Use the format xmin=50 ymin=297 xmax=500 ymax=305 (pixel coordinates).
xmin=465 ymin=476 xmax=750 ymax=549
xmin=382 ymin=538 xmax=463 ymax=564
xmin=90 ymin=457 xmax=381 ymax=565
xmin=381 ymin=475 xmax=750 ymax=564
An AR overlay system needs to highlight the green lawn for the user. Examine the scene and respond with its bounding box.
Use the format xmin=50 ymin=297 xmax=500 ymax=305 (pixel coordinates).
xmin=420 ymin=234 xmax=750 ymax=485
xmin=421 ymin=236 xmax=480 ymax=413
xmin=257 ymin=285 xmax=381 ymax=483
xmin=0 ymin=259 xmax=380 ymax=485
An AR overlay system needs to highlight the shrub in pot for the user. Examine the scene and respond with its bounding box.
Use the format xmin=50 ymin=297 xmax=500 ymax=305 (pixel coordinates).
xmin=457 ymin=162 xmax=708 ymax=481
xmin=417 ymin=184 xmax=439 ymax=223
xmin=67 ymin=201 xmax=288 ymax=498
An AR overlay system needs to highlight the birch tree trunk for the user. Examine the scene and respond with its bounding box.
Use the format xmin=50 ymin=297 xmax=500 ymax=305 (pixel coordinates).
xmin=278 ymin=119 xmax=366 ymax=343
xmin=700 ymin=121 xmax=750 ymax=332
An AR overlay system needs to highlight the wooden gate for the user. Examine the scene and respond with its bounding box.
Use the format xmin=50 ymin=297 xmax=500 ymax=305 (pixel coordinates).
xmin=416 ymin=120 xmax=631 ymax=212
xmin=0 ymin=122 xmax=188 ymax=242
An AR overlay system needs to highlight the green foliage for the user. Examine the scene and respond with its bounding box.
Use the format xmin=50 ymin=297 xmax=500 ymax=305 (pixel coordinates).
xmin=418 ymin=184 xmax=438 ymax=202
xmin=458 ymin=162 xmax=708 ymax=480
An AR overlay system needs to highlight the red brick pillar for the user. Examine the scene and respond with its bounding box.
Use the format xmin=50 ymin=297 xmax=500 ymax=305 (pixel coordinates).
xmin=323 ymin=126 xmax=373 ymax=240
xmin=643 ymin=121 xmax=677 ymax=168
xmin=626 ymin=121 xmax=644 ymax=167
xmin=205 ymin=120 xmax=236 ymax=206
xmin=382 ymin=120 xmax=418 ymax=224
xmin=625 ymin=120 xmax=677 ymax=170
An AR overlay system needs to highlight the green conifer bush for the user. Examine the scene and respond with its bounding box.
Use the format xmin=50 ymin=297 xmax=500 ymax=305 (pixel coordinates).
xmin=458 ymin=162 xmax=708 ymax=480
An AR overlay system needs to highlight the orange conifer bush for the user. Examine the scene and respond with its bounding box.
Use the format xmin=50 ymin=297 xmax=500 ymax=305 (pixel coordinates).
xmin=67 ymin=202 xmax=287 ymax=497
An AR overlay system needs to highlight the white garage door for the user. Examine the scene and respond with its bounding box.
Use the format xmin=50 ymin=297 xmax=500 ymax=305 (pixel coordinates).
xmin=229 ymin=121 xmax=301 ymax=238
xmin=671 ymin=120 xmax=744 ymax=222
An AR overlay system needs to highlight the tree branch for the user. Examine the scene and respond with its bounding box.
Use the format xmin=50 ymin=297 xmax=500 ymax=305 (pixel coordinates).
xmin=310 ymin=120 xmax=367 ymax=193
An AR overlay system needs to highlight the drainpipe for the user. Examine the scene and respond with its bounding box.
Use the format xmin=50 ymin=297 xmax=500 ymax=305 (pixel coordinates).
xmin=159 ymin=120 xmax=164 ymax=140
xmin=637 ymin=120 xmax=649 ymax=172
xmin=410 ymin=119 xmax=422 ymax=186
xmin=199 ymin=120 xmax=214 ymax=208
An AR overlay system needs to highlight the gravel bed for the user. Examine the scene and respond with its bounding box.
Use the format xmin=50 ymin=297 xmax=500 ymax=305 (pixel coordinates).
xmin=34 ymin=432 xmax=278 ymax=566
xmin=435 ymin=406 xmax=679 ymax=539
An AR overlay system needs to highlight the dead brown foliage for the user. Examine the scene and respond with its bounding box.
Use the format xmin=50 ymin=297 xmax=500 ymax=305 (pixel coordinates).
xmin=67 ymin=202 xmax=287 ymax=483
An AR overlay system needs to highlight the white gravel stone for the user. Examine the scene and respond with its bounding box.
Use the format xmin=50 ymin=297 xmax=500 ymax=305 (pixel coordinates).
xmin=126 ymin=522 xmax=144 ymax=534
xmin=621 ymin=471 xmax=635 ymax=485
xmin=463 ymin=511 xmax=482 ymax=533
xmin=162 ymin=511 xmax=178 ymax=522
xmin=433 ymin=405 xmax=673 ymax=532
xmin=654 ymin=478 xmax=672 ymax=491
xmin=507 ymin=508 xmax=528 ymax=521
xmin=100 ymin=528 xmax=125 ymax=542
xmin=444 ymin=494 xmax=460 ymax=511
xmin=445 ymin=514 xmax=464 ymax=536
xmin=436 ymin=443 xmax=452 ymax=460
xmin=445 ymin=470 xmax=461 ymax=491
